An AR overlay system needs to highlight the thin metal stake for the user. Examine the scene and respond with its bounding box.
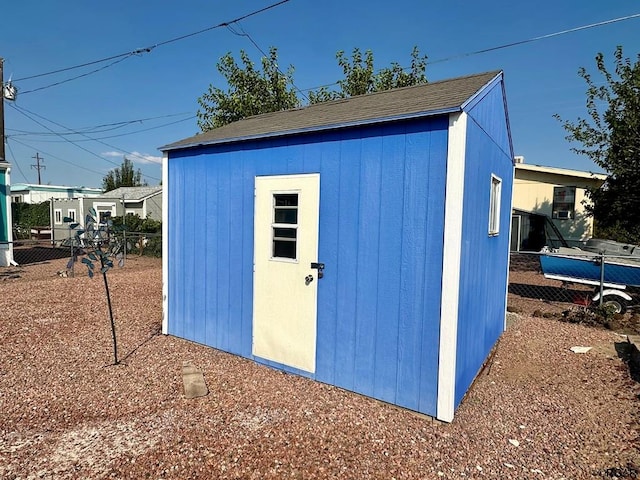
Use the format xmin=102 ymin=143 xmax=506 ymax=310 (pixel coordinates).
xmin=599 ymin=253 xmax=605 ymax=306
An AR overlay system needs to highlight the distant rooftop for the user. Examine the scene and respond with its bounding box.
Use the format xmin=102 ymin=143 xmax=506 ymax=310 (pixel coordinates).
xmin=515 ymin=163 xmax=607 ymax=181
xmin=11 ymin=183 xmax=102 ymax=193
xmin=101 ymin=185 xmax=162 ymax=201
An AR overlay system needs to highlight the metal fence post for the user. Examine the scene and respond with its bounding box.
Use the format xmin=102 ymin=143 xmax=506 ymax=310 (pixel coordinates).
xmin=70 ymin=240 xmax=74 ymax=278
xmin=599 ymin=253 xmax=605 ymax=306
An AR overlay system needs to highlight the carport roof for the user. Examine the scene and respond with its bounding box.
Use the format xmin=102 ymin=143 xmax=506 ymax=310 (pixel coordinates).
xmin=161 ymin=70 xmax=502 ymax=151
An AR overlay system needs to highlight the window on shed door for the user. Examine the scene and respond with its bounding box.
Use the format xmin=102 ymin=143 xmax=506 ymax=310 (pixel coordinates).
xmin=488 ymin=174 xmax=502 ymax=236
xmin=272 ymin=193 xmax=298 ymax=259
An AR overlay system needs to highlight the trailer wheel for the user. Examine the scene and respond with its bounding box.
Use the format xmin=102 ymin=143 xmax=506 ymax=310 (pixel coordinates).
xmin=600 ymin=295 xmax=628 ymax=314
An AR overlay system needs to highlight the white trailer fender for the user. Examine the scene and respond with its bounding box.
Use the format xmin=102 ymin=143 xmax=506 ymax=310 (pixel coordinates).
xmin=592 ymin=289 xmax=633 ymax=302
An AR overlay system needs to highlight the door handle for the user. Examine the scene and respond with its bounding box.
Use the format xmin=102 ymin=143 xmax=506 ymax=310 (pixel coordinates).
xmin=305 ymin=275 xmax=314 ymax=285
xmin=310 ymin=262 xmax=324 ymax=279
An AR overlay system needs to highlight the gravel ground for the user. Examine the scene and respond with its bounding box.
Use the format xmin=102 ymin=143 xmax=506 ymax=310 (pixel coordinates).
xmin=1 ymin=257 xmax=639 ymax=479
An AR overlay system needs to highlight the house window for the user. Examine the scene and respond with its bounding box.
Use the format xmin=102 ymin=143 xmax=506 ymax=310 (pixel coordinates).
xmin=272 ymin=193 xmax=298 ymax=259
xmin=54 ymin=209 xmax=63 ymax=225
xmin=99 ymin=211 xmax=112 ymax=223
xmin=488 ymin=174 xmax=502 ymax=236
xmin=66 ymin=209 xmax=76 ymax=222
xmin=552 ymin=186 xmax=576 ymax=220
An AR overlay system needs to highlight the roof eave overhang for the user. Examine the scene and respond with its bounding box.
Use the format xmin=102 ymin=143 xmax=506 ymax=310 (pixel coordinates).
xmin=160 ymin=106 xmax=462 ymax=153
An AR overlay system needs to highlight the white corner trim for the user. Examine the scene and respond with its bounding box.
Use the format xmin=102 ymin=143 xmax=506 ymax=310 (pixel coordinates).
xmin=161 ymin=152 xmax=169 ymax=335
xmin=437 ymin=112 xmax=467 ymax=422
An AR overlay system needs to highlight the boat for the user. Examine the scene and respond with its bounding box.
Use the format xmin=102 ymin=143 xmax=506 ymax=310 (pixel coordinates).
xmin=539 ymin=238 xmax=640 ymax=313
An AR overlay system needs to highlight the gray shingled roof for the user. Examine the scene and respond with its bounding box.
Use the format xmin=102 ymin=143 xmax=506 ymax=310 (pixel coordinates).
xmin=101 ymin=186 xmax=162 ymax=200
xmin=162 ymin=70 xmax=502 ymax=151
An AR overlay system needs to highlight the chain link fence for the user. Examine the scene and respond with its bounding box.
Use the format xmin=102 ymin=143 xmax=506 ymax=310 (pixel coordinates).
xmin=8 ymin=229 xmax=161 ymax=268
xmin=508 ymin=250 xmax=640 ymax=322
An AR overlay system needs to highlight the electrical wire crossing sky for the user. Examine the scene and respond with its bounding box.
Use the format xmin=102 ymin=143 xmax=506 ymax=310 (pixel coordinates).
xmin=1 ymin=0 xmax=639 ymax=187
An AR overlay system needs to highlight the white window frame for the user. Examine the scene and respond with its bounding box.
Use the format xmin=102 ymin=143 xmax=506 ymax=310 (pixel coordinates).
xmin=270 ymin=190 xmax=300 ymax=263
xmin=488 ymin=174 xmax=502 ymax=236
xmin=552 ymin=185 xmax=576 ymax=220
xmin=93 ymin=202 xmax=117 ymax=224
xmin=66 ymin=209 xmax=76 ymax=222
xmin=54 ymin=208 xmax=63 ymax=225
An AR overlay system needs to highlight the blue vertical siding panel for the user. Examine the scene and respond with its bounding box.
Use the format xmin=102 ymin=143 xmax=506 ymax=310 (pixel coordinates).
xmin=352 ymin=130 xmax=383 ymax=397
xmin=395 ymin=132 xmax=428 ymax=411
xmin=204 ymin=164 xmax=219 ymax=348
xmin=166 ymin=160 xmax=178 ymax=337
xmin=454 ymin=85 xmax=513 ymax=408
xmin=315 ymin=136 xmax=341 ymax=385
xmin=215 ymin=156 xmax=232 ymax=351
xmin=418 ymin=125 xmax=449 ymax=415
xmin=332 ymin=135 xmax=361 ymax=391
xmin=227 ymin=154 xmax=245 ymax=355
xmin=167 ymin=160 xmax=183 ymax=338
xmin=191 ymin=156 xmax=209 ymax=345
xmin=179 ymin=162 xmax=196 ymax=340
xmin=395 ymin=123 xmax=447 ymax=413
xmin=373 ymin=125 xmax=406 ymax=404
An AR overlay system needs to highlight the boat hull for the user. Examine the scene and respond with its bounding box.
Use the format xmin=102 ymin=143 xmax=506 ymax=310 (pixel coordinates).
xmin=539 ymin=253 xmax=640 ymax=288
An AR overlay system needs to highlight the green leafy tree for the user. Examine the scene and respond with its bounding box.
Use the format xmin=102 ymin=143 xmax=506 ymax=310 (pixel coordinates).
xmin=12 ymin=201 xmax=50 ymax=238
xmin=555 ymin=47 xmax=640 ymax=243
xmin=308 ymin=47 xmax=428 ymax=103
xmin=102 ymin=157 xmax=146 ymax=193
xmin=66 ymin=209 xmax=124 ymax=365
xmin=197 ymin=47 xmax=299 ymax=131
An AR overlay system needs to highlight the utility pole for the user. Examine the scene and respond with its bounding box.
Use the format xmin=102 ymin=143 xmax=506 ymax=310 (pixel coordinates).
xmin=1 ymin=57 xmax=17 ymax=163
xmin=31 ymin=153 xmax=45 ymax=184
xmin=0 ymin=57 xmax=5 ymax=163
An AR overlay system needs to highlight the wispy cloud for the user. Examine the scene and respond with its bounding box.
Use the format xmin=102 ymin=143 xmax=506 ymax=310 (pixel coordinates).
xmin=101 ymin=151 xmax=162 ymax=164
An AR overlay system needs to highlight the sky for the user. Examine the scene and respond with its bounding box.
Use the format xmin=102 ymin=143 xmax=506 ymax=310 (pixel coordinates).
xmin=1 ymin=0 xmax=639 ymax=189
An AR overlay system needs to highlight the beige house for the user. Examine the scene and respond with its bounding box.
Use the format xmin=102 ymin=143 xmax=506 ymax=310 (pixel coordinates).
xmin=512 ymin=158 xmax=606 ymax=250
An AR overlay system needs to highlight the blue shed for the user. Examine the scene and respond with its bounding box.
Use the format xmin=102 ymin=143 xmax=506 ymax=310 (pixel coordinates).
xmin=160 ymin=70 xmax=514 ymax=422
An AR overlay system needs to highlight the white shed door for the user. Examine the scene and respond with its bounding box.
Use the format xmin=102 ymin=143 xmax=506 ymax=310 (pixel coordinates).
xmin=253 ymin=174 xmax=320 ymax=373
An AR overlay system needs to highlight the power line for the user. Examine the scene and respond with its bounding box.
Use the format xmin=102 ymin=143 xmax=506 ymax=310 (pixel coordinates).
xmin=225 ymin=21 xmax=310 ymax=103
xmin=9 ymin=116 xmax=194 ymax=143
xmin=299 ymin=12 xmax=640 ymax=93
xmin=7 ymin=113 xmax=194 ymax=140
xmin=430 ymin=12 xmax=640 ymax=65
xmin=8 ymin=104 xmax=162 ymax=182
xmin=9 ymin=137 xmax=110 ymax=177
xmin=11 ymin=0 xmax=291 ymax=94
xmin=19 ymin=57 xmax=132 ymax=95
xmin=10 ymin=104 xmax=165 ymax=176
xmin=5 ymin=138 xmax=30 ymax=182
xmin=8 ymin=103 xmax=122 ymax=167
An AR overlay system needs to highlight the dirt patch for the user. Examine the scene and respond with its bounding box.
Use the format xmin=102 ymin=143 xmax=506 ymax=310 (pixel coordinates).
xmin=1 ymin=259 xmax=639 ymax=478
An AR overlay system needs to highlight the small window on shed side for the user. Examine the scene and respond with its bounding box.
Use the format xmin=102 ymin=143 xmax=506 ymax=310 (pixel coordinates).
xmin=488 ymin=174 xmax=502 ymax=236
xmin=54 ymin=209 xmax=63 ymax=225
